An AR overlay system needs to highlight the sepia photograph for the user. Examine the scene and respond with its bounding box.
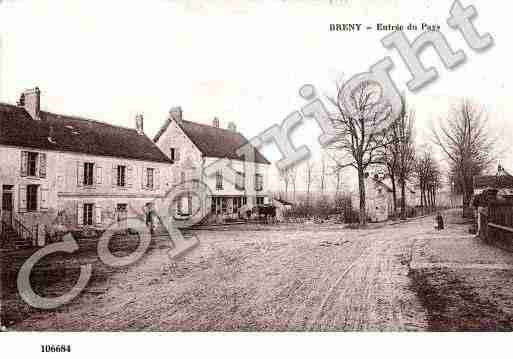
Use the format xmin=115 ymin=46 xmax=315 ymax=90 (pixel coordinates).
xmin=0 ymin=0 xmax=511 ymax=357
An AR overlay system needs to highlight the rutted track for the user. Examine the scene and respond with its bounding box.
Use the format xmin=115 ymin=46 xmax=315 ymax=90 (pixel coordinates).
xmin=12 ymin=218 xmax=438 ymax=331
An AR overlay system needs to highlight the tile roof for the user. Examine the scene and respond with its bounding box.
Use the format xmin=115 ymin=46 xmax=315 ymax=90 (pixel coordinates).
xmin=0 ymin=103 xmax=172 ymax=163
xmin=155 ymin=119 xmax=270 ymax=165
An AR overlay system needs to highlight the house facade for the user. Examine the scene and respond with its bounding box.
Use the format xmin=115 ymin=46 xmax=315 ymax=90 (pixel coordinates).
xmin=153 ymin=108 xmax=271 ymax=221
xmin=473 ymin=165 xmax=513 ymax=197
xmin=0 ymin=88 xmax=173 ymax=246
xmin=351 ymin=173 xmax=420 ymax=222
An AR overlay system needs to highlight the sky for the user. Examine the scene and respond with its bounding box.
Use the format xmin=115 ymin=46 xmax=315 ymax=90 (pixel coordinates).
xmin=0 ymin=0 xmax=511 ymax=192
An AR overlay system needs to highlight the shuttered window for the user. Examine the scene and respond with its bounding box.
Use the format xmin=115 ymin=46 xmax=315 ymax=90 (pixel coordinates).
xmin=216 ymin=170 xmax=223 ymax=190
xmin=255 ymin=174 xmax=263 ymax=191
xmin=146 ymin=168 xmax=154 ymax=189
xmin=83 ymin=203 xmax=94 ymax=226
xmin=84 ymin=162 xmax=94 ymax=186
xmin=117 ymin=165 xmax=126 ymax=187
xmin=236 ymin=171 xmax=245 ymax=190
xmin=27 ymin=152 xmax=38 ymax=177
xmin=21 ymin=151 xmax=46 ymax=178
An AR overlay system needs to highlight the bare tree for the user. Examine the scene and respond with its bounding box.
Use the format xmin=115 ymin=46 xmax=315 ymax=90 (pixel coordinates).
xmin=415 ymin=148 xmax=442 ymax=211
xmin=318 ymin=153 xmax=328 ymax=196
xmin=432 ymin=100 xmax=497 ymax=217
xmin=279 ymin=168 xmax=291 ymax=200
xmin=395 ymin=104 xmax=416 ymax=219
xmin=289 ymin=167 xmax=298 ymax=202
xmin=377 ymin=115 xmax=400 ymax=213
xmin=328 ymin=81 xmax=392 ymax=225
xmin=304 ymin=160 xmax=316 ymax=205
xmin=332 ymin=165 xmax=343 ymax=198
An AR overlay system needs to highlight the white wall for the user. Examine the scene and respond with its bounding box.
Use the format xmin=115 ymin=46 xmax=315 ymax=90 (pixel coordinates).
xmin=0 ymin=144 xmax=173 ymax=229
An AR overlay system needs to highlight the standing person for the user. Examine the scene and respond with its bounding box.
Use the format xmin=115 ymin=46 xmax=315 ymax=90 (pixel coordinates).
xmin=145 ymin=202 xmax=154 ymax=235
xmin=435 ymin=211 xmax=444 ymax=231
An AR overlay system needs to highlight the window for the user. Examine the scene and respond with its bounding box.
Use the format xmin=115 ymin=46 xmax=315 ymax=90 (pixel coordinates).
xmin=236 ymin=171 xmax=245 ymax=190
xmin=21 ymin=151 xmax=46 ymax=178
xmin=216 ymin=170 xmax=223 ymax=190
xmin=83 ymin=203 xmax=94 ymax=225
xmin=255 ymin=174 xmax=263 ymax=191
xmin=26 ymin=185 xmax=38 ymax=212
xmin=117 ymin=165 xmax=126 ymax=187
xmin=117 ymin=203 xmax=127 ymax=221
xmin=84 ymin=162 xmax=94 ymax=186
xmin=146 ymin=168 xmax=154 ymax=189
xmin=27 ymin=152 xmax=38 ymax=177
xmin=256 ymin=197 xmax=264 ymax=206
xmin=170 ymin=148 xmax=180 ymax=163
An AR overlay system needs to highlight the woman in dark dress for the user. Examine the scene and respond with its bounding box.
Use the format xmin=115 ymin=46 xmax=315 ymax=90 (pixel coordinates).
xmin=436 ymin=212 xmax=444 ymax=230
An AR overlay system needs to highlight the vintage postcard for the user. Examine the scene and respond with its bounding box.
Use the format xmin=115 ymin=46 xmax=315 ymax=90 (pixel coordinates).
xmin=0 ymin=0 xmax=511 ymax=357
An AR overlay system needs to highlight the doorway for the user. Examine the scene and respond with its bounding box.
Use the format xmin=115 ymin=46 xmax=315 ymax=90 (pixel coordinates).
xmin=2 ymin=185 xmax=14 ymax=225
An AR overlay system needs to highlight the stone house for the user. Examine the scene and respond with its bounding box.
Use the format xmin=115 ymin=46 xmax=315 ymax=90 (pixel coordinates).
xmin=352 ymin=173 xmax=420 ymax=222
xmin=473 ymin=165 xmax=513 ymax=197
xmin=0 ymin=88 xmax=173 ymax=246
xmin=364 ymin=174 xmax=395 ymax=222
xmin=153 ymin=108 xmax=271 ymax=221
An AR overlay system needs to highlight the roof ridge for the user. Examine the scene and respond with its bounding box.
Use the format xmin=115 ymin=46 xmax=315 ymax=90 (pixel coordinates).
xmin=41 ymin=110 xmax=137 ymax=132
xmin=0 ymin=101 xmax=137 ymax=132
xmin=181 ymin=119 xmax=241 ymax=134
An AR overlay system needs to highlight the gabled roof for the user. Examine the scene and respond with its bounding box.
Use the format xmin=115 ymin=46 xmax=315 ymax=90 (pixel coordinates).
xmin=154 ymin=118 xmax=270 ymax=165
xmin=0 ymin=103 xmax=172 ymax=164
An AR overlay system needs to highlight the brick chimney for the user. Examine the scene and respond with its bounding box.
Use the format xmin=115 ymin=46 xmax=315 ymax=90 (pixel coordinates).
xmin=135 ymin=114 xmax=144 ymax=135
xmin=169 ymin=106 xmax=183 ymax=124
xmin=228 ymin=121 xmax=237 ymax=132
xmin=21 ymin=87 xmax=41 ymax=120
xmin=213 ymin=117 xmax=220 ymax=128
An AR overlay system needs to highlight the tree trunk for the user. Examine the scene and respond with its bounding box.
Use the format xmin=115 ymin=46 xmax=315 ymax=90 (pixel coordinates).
xmin=400 ymin=178 xmax=406 ymax=219
xmin=420 ymin=183 xmax=425 ymax=208
xmin=358 ymin=167 xmax=367 ymax=225
xmin=391 ymin=175 xmax=397 ymax=214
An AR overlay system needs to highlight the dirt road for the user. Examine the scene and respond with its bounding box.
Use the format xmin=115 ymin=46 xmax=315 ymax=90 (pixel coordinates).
xmin=10 ymin=212 xmax=511 ymax=331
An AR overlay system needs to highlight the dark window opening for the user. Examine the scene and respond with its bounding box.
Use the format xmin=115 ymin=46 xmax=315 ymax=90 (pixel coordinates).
xmin=216 ymin=170 xmax=223 ymax=190
xmin=146 ymin=168 xmax=154 ymax=189
xmin=84 ymin=162 xmax=94 ymax=186
xmin=117 ymin=165 xmax=126 ymax=187
xmin=83 ymin=203 xmax=94 ymax=225
xmin=26 ymin=185 xmax=38 ymax=212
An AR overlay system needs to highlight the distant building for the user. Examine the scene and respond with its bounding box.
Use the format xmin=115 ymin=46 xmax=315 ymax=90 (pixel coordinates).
xmin=473 ymin=164 xmax=513 ymax=197
xmin=154 ymin=108 xmax=271 ymax=221
xmin=351 ymin=172 xmax=420 ymax=222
